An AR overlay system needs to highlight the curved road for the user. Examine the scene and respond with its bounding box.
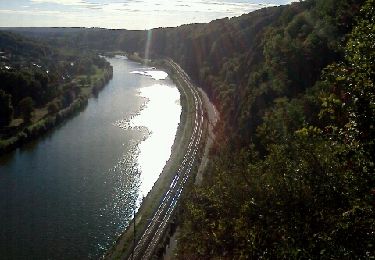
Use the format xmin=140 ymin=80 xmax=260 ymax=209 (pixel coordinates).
xmin=129 ymin=59 xmax=204 ymax=260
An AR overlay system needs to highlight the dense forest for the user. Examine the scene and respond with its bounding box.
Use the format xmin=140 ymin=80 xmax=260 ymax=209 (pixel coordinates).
xmin=2 ymin=0 xmax=373 ymax=258
xmin=173 ymin=0 xmax=374 ymax=258
xmin=0 ymin=31 xmax=112 ymax=153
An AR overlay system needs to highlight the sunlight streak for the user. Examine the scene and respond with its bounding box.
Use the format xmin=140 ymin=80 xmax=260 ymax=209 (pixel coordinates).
xmin=144 ymin=30 xmax=153 ymax=65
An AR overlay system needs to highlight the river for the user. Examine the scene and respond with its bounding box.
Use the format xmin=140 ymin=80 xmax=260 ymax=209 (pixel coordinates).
xmin=0 ymin=56 xmax=181 ymax=259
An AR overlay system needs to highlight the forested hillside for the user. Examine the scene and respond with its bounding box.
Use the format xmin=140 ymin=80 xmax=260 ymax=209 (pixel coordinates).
xmin=150 ymin=0 xmax=373 ymax=258
xmin=173 ymin=0 xmax=374 ymax=258
xmin=3 ymin=0 xmax=373 ymax=258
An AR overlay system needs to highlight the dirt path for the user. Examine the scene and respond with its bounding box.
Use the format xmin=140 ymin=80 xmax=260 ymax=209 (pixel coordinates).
xmin=195 ymin=87 xmax=219 ymax=185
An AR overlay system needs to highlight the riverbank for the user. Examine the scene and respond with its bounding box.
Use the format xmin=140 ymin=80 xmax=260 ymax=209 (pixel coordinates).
xmin=0 ymin=65 xmax=113 ymax=155
xmin=105 ymin=58 xmax=206 ymax=259
xmin=0 ymin=56 xmax=182 ymax=259
xmin=159 ymin=86 xmax=219 ymax=259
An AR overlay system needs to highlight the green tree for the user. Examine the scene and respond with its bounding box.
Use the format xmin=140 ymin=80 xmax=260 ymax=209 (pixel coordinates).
xmin=47 ymin=101 xmax=59 ymax=114
xmin=319 ymin=0 xmax=374 ymax=181
xmin=18 ymin=97 xmax=34 ymax=123
xmin=0 ymin=90 xmax=13 ymax=127
xmin=176 ymin=1 xmax=373 ymax=259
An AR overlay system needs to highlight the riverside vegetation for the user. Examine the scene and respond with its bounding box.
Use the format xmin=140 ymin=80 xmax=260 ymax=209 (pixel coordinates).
xmin=0 ymin=31 xmax=113 ymax=154
xmin=2 ymin=0 xmax=374 ymax=258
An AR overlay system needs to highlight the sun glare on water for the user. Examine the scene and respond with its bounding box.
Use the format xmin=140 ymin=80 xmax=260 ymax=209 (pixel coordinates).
xmin=131 ymin=82 xmax=181 ymax=196
xmin=130 ymin=69 xmax=168 ymax=80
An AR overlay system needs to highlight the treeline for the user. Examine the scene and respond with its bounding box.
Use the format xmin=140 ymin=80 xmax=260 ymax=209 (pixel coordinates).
xmin=0 ymin=31 xmax=113 ymax=153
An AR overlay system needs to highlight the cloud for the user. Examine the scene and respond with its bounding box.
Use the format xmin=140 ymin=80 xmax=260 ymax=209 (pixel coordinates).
xmin=97 ymin=0 xmax=268 ymax=15
xmin=1 ymin=0 xmax=295 ymax=29
xmin=0 ymin=9 xmax=62 ymax=16
xmin=30 ymin=0 xmax=88 ymax=5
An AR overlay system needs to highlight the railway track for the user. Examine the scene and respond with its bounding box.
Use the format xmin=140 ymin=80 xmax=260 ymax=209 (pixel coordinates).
xmin=129 ymin=59 xmax=204 ymax=260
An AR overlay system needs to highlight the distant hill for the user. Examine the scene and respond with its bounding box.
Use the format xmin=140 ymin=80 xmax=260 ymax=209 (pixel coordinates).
xmin=1 ymin=27 xmax=146 ymax=54
xmin=0 ymin=30 xmax=53 ymax=59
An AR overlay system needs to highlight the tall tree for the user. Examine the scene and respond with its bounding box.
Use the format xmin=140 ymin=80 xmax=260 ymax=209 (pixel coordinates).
xmin=0 ymin=90 xmax=13 ymax=127
xmin=18 ymin=97 xmax=34 ymax=123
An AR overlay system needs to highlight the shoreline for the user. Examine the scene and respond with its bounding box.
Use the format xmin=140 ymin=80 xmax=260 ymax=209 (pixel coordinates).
xmin=133 ymin=76 xmax=182 ymax=196
xmin=0 ymin=65 xmax=113 ymax=156
xmin=104 ymin=58 xmax=199 ymax=259
xmin=105 ymin=57 xmax=218 ymax=259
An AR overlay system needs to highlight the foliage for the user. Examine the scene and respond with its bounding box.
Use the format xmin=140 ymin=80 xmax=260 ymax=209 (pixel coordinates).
xmin=47 ymin=101 xmax=60 ymax=114
xmin=0 ymin=31 xmax=111 ymax=128
xmin=0 ymin=90 xmax=13 ymax=126
xmin=174 ymin=0 xmax=374 ymax=259
xmin=0 ymin=30 xmax=112 ymax=156
xmin=319 ymin=0 xmax=375 ymax=167
xmin=18 ymin=97 xmax=34 ymax=123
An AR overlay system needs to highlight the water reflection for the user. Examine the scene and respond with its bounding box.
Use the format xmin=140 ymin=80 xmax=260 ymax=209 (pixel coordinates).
xmin=130 ymin=69 xmax=169 ymax=80
xmin=0 ymin=57 xmax=181 ymax=259
xmin=115 ymin=68 xmax=181 ymax=197
xmin=97 ymin=140 xmax=141 ymax=253
xmin=131 ymin=84 xmax=181 ymax=196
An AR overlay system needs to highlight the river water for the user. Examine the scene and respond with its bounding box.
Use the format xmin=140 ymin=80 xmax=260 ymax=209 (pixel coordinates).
xmin=0 ymin=56 xmax=181 ymax=259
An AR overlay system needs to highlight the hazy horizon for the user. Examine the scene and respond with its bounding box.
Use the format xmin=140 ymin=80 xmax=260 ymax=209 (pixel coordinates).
xmin=0 ymin=0 xmax=294 ymax=30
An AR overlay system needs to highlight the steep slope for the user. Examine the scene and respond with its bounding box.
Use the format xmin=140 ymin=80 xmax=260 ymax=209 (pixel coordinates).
xmin=173 ymin=0 xmax=374 ymax=259
xmin=136 ymin=0 xmax=372 ymax=258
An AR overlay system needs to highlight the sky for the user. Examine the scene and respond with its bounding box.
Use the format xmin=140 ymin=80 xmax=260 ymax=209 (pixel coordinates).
xmin=0 ymin=0 xmax=294 ymax=30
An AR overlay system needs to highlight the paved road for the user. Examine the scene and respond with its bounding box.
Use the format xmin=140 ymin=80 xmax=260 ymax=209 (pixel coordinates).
xmin=129 ymin=59 xmax=204 ymax=260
